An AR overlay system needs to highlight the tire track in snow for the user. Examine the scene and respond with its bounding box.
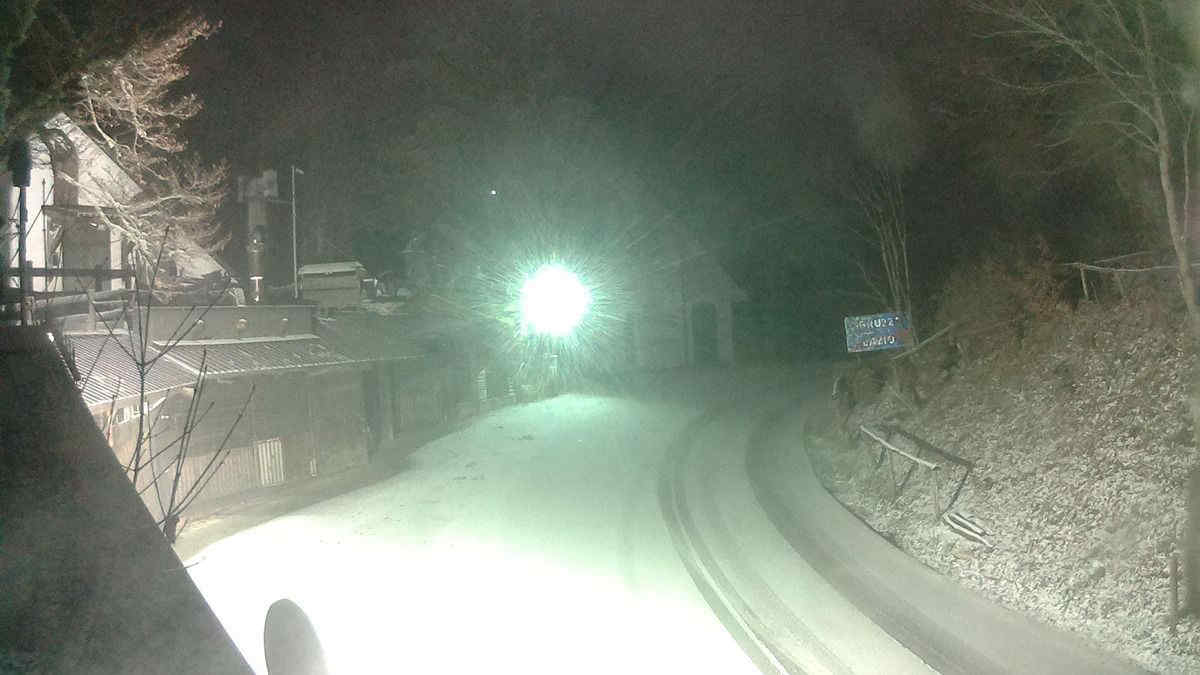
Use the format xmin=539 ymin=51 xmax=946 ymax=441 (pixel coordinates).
xmin=658 ymin=404 xmax=837 ymax=675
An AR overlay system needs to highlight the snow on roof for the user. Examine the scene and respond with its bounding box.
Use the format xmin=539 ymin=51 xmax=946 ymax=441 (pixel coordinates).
xmin=298 ymin=261 xmax=366 ymax=276
xmin=43 ymin=113 xmax=142 ymax=204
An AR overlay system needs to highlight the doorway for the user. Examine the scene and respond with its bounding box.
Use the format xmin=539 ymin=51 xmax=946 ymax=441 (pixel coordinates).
xmin=691 ymin=302 xmax=718 ymax=365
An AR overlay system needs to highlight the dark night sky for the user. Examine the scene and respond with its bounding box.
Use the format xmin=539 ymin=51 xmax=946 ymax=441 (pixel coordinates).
xmin=175 ymin=0 xmax=1143 ymax=353
xmin=187 ymin=0 xmax=931 ymax=164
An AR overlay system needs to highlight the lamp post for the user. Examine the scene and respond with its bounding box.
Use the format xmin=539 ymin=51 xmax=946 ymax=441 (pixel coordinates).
xmin=291 ymin=165 xmax=304 ymax=300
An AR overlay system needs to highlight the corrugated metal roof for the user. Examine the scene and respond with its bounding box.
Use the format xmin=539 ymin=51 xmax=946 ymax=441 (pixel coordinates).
xmin=69 ymin=332 xmax=196 ymax=409
xmin=316 ymin=314 xmax=428 ymax=362
xmin=68 ymin=320 xmax=430 ymax=409
xmin=154 ymin=335 xmax=360 ymax=376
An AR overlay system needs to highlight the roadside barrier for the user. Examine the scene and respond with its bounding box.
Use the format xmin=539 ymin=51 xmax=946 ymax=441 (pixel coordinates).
xmin=859 ymin=424 xmax=974 ymax=523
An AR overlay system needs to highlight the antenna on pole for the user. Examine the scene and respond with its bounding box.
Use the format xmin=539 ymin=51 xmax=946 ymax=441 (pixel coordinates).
xmin=292 ymin=166 xmax=304 ymax=301
xmin=8 ymin=140 xmax=33 ymax=326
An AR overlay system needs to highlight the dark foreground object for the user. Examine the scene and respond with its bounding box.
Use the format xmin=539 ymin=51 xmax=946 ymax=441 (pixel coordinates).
xmin=0 ymin=328 xmax=250 ymax=674
xmin=264 ymin=599 xmax=328 ymax=675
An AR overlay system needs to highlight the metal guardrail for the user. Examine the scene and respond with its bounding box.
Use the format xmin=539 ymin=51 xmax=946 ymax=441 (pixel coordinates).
xmin=860 ymin=424 xmax=974 ymax=520
xmin=860 ymin=425 xmax=938 ymax=470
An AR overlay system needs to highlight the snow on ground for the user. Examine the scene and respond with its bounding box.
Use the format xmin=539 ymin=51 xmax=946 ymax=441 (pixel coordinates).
xmin=809 ymin=293 xmax=1200 ymax=673
xmin=186 ymin=394 xmax=758 ymax=674
xmin=676 ymin=404 xmax=935 ymax=674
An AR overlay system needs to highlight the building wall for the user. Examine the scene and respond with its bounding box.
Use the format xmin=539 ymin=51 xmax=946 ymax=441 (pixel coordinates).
xmin=628 ymin=252 xmax=744 ymax=370
xmin=138 ymin=305 xmax=315 ymax=342
xmin=635 ymin=312 xmax=687 ymax=370
xmin=303 ymin=286 xmax=361 ymax=309
xmin=102 ymin=368 xmax=372 ymax=511
xmin=388 ymin=360 xmax=455 ymax=432
xmin=681 ymin=251 xmax=743 ymax=366
xmin=717 ymin=299 xmax=735 ymax=364
xmin=100 ymin=395 xmax=170 ymax=474
xmin=633 ymin=263 xmax=744 ymax=367
xmin=250 ymin=374 xmax=318 ymax=480
xmin=60 ymin=222 xmax=115 ymax=291
xmin=300 ymin=271 xmax=362 ymax=308
xmin=683 ymin=299 xmax=736 ymax=366
xmin=307 ymin=369 xmax=368 ymax=473
xmin=633 ymin=265 xmax=686 ymax=370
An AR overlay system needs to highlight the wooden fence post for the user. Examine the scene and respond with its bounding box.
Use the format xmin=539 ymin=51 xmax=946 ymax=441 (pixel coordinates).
xmin=932 ymin=467 xmax=942 ymax=522
xmin=1170 ymin=551 xmax=1179 ymax=636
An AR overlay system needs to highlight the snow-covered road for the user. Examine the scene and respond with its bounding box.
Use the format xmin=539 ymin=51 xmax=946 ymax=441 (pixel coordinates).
xmin=185 ymin=373 xmax=1142 ymax=675
xmin=186 ymin=394 xmax=765 ymax=674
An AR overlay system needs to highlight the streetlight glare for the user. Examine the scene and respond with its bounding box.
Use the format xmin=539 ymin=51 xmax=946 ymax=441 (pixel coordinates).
xmin=520 ymin=264 xmax=591 ymax=337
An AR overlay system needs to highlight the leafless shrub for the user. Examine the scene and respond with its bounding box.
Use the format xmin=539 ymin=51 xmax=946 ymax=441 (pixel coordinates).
xmin=936 ymin=235 xmax=1065 ymax=359
xmin=81 ymin=231 xmax=250 ymax=543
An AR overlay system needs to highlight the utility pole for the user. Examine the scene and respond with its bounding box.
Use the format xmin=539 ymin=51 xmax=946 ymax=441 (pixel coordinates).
xmin=17 ymin=187 xmax=29 ymax=326
xmin=292 ymin=166 xmax=304 ymax=300
xmin=8 ymin=141 xmax=33 ymax=326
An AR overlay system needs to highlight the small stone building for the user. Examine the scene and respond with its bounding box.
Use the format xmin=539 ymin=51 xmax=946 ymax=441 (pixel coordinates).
xmin=629 ymin=231 xmax=747 ymax=370
xmin=298 ymin=261 xmax=367 ymax=309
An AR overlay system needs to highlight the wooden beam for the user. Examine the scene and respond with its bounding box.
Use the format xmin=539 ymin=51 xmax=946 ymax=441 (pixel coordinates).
xmin=3 ymin=267 xmax=135 ymax=279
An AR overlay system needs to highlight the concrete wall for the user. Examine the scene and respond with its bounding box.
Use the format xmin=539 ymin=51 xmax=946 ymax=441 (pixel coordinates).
xmin=137 ymin=304 xmax=316 ymax=342
xmin=0 ymin=328 xmax=249 ymax=674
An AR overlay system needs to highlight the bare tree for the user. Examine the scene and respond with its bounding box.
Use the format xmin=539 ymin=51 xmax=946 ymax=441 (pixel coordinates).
xmin=65 ymin=14 xmax=227 ymax=283
xmin=970 ymin=0 xmax=1198 ymax=336
xmin=82 ymin=232 xmax=251 ymax=543
xmin=849 ymin=163 xmax=915 ymax=333
xmin=970 ymin=0 xmax=1200 ymax=612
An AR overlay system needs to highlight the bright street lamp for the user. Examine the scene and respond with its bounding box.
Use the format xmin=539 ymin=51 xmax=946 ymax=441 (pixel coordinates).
xmin=519 ymin=264 xmax=591 ymax=337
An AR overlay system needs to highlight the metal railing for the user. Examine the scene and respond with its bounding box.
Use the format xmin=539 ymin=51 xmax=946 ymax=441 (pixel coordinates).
xmin=859 ymin=424 xmax=974 ymax=521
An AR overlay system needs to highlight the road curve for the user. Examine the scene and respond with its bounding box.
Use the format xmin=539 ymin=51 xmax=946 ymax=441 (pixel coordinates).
xmin=657 ymin=403 xmax=803 ymax=674
xmin=745 ymin=402 xmax=1150 ymax=675
xmin=660 ymin=399 xmax=933 ymax=675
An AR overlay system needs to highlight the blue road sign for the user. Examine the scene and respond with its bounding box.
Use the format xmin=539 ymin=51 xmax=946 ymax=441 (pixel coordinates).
xmin=845 ymin=312 xmax=912 ymax=353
